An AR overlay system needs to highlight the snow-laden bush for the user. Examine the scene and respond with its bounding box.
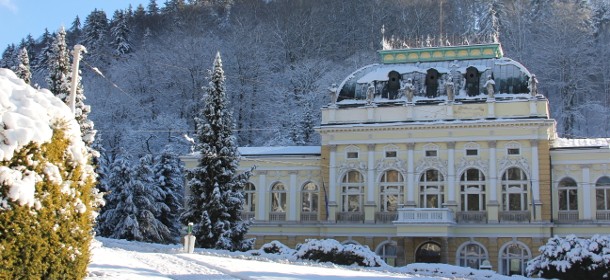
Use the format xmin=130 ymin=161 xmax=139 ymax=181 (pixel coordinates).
xmin=254 ymin=239 xmax=383 ymax=267
xmin=294 ymin=239 xmax=384 ymax=267
xmin=527 ymin=234 xmax=610 ymax=279
xmin=260 ymin=240 xmax=295 ymax=256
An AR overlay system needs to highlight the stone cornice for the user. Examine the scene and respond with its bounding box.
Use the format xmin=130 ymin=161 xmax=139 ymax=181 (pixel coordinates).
xmin=319 ymin=120 xmax=554 ymax=134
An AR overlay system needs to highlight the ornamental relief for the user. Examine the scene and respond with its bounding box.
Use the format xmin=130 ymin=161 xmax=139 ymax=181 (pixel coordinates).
xmin=456 ymin=157 xmax=488 ymax=176
xmin=415 ymin=157 xmax=448 ymax=177
xmin=498 ymin=156 xmax=530 ymax=175
xmin=338 ymin=160 xmax=367 ymax=176
xmin=375 ymin=158 xmax=407 ymax=173
xmin=552 ymin=164 xmax=573 ymax=179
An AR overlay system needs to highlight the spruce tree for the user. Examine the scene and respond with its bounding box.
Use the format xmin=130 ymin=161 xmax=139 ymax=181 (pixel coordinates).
xmin=110 ymin=10 xmax=133 ymax=56
xmin=46 ymin=27 xmax=71 ymax=102
xmin=181 ymin=52 xmax=253 ymax=251
xmin=97 ymin=152 xmax=176 ymax=243
xmin=15 ymin=47 xmax=31 ymax=84
xmin=153 ymin=147 xmax=184 ymax=241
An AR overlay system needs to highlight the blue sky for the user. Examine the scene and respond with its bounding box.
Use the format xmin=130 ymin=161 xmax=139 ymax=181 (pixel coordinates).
xmin=0 ymin=0 xmax=152 ymax=48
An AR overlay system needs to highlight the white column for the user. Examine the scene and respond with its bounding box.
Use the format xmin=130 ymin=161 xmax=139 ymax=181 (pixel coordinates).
xmin=488 ymin=141 xmax=498 ymax=203
xmin=446 ymin=142 xmax=456 ymax=206
xmin=367 ymin=144 xmax=376 ymax=203
xmin=257 ymin=171 xmax=267 ymax=220
xmin=406 ymin=143 xmax=416 ymax=206
xmin=582 ymin=166 xmax=592 ymax=220
xmin=329 ymin=145 xmax=337 ymax=203
xmin=289 ymin=171 xmax=297 ymax=221
xmin=530 ymin=140 xmax=541 ymax=202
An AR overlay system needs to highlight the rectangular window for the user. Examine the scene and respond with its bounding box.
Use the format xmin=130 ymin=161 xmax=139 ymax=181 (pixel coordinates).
xmin=385 ymin=151 xmax=397 ymax=158
xmin=507 ymin=148 xmax=520 ymax=155
xmin=347 ymin=152 xmax=359 ymax=159
xmin=466 ymin=149 xmax=478 ymax=156
xmin=425 ymin=150 xmax=437 ymax=157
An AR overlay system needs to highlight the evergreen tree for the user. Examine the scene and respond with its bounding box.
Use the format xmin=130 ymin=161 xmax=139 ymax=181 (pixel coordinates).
xmin=153 ymin=147 xmax=184 ymax=241
xmin=97 ymin=153 xmax=174 ymax=243
xmin=180 ymin=52 xmax=253 ymax=251
xmin=0 ymin=44 xmax=16 ymax=69
xmin=35 ymin=29 xmax=54 ymax=72
xmin=83 ymin=9 xmax=109 ymax=57
xmin=0 ymin=73 xmax=96 ymax=279
xmin=15 ymin=47 xmax=31 ymax=84
xmin=110 ymin=10 xmax=133 ymax=55
xmin=95 ymin=153 xmax=132 ymax=237
xmin=68 ymin=16 xmax=82 ymax=45
xmin=300 ymin=101 xmax=316 ymax=145
xmin=46 ymin=27 xmax=71 ymax=102
xmin=148 ymin=0 xmax=160 ymax=15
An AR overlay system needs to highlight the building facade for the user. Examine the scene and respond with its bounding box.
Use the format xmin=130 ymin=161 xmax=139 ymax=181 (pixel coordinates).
xmin=182 ymin=43 xmax=610 ymax=276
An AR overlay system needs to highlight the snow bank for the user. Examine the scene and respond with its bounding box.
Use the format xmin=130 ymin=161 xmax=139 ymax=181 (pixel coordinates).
xmin=0 ymin=68 xmax=90 ymax=208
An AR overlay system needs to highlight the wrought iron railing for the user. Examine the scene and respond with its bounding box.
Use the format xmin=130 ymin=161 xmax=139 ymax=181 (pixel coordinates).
xmin=456 ymin=211 xmax=487 ymax=223
xmin=375 ymin=212 xmax=398 ymax=223
xmin=336 ymin=212 xmax=364 ymax=223
xmin=269 ymin=212 xmax=286 ymax=222
xmin=499 ymin=211 xmax=530 ymax=223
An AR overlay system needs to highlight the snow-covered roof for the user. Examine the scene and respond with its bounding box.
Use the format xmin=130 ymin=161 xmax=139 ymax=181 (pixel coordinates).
xmin=239 ymin=146 xmax=321 ymax=156
xmin=336 ymin=44 xmax=532 ymax=102
xmin=551 ymin=138 xmax=610 ymax=149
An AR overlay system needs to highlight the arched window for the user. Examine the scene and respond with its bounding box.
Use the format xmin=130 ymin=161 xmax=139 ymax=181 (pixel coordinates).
xmin=244 ymin=183 xmax=256 ymax=212
xmin=376 ymin=242 xmax=398 ymax=266
xmin=341 ymin=171 xmax=364 ymax=212
xmin=386 ymin=71 xmax=401 ymax=99
xmin=499 ymin=242 xmax=530 ymax=276
xmin=425 ymin=69 xmax=440 ymax=98
xmin=271 ymin=183 xmax=286 ymax=213
xmin=465 ymin=66 xmax=480 ymax=96
xmin=558 ymin=177 xmax=578 ymax=211
xmin=596 ymin=176 xmax=610 ymax=211
xmin=501 ymin=168 xmax=529 ymax=211
xmin=380 ymin=170 xmax=404 ymax=212
xmin=420 ymin=169 xmax=444 ymax=208
xmin=302 ymin=182 xmax=319 ymax=213
xmin=416 ymin=242 xmax=441 ymax=263
xmin=457 ymin=242 xmax=488 ymax=269
xmin=460 ymin=168 xmax=486 ymax=211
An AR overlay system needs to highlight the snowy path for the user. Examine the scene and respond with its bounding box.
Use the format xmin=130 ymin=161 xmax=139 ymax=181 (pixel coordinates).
xmin=177 ymin=253 xmax=409 ymax=280
xmin=86 ymin=238 xmax=440 ymax=280
xmin=87 ymin=243 xmax=235 ymax=279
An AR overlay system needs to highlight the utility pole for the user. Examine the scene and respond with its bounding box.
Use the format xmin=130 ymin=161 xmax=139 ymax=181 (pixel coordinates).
xmin=69 ymin=44 xmax=87 ymax=114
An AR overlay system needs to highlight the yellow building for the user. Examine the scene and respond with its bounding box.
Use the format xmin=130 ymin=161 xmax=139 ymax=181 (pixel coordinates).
xmin=182 ymin=43 xmax=610 ymax=276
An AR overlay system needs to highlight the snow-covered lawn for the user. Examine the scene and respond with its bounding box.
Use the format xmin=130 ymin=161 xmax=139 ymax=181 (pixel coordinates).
xmin=87 ymin=238 xmax=530 ymax=280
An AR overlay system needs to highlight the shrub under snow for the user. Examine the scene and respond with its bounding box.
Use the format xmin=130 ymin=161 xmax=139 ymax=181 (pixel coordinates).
xmin=527 ymin=234 xmax=610 ymax=279
xmin=256 ymin=239 xmax=384 ymax=267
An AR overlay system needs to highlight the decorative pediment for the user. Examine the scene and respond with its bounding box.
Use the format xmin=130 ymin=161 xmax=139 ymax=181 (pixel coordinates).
xmin=456 ymin=157 xmax=488 ymax=176
xmin=415 ymin=157 xmax=448 ymax=177
xmin=375 ymin=158 xmax=407 ymax=173
xmin=498 ymin=156 xmax=530 ymax=175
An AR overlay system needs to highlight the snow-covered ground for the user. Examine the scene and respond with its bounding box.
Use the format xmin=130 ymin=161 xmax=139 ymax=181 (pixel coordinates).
xmin=87 ymin=238 xmax=530 ymax=280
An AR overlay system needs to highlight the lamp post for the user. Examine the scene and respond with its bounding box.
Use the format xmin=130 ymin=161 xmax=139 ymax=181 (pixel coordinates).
xmin=184 ymin=222 xmax=196 ymax=253
xmin=69 ymin=44 xmax=87 ymax=114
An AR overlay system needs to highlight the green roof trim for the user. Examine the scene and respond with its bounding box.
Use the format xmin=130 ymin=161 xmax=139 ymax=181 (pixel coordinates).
xmin=378 ymin=43 xmax=503 ymax=64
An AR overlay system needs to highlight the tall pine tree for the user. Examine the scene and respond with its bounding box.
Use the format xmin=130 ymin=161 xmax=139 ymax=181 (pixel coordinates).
xmin=153 ymin=147 xmax=184 ymax=241
xmin=181 ymin=52 xmax=253 ymax=251
xmin=46 ymin=27 xmax=70 ymax=102
xmin=15 ymin=47 xmax=31 ymax=84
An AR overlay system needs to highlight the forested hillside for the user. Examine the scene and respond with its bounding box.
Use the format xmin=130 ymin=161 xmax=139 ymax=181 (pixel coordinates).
xmin=2 ymin=0 xmax=610 ymax=157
